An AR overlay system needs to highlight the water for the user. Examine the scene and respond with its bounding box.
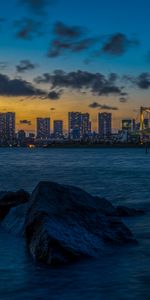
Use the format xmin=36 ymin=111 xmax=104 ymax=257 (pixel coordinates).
xmin=0 ymin=147 xmax=150 ymax=299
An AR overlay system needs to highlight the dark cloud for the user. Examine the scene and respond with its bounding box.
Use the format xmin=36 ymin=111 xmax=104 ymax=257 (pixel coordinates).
xmin=34 ymin=70 xmax=123 ymax=97
xmin=101 ymin=33 xmax=139 ymax=56
xmin=119 ymin=97 xmax=128 ymax=103
xmin=0 ymin=73 xmax=46 ymax=97
xmin=20 ymin=119 xmax=32 ymax=125
xmin=89 ymin=102 xmax=118 ymax=110
xmin=88 ymin=102 xmax=100 ymax=108
xmin=14 ymin=18 xmax=42 ymax=40
xmin=48 ymin=22 xmax=98 ymax=57
xmin=123 ymin=72 xmax=150 ymax=89
xmin=54 ymin=21 xmax=85 ymax=39
xmin=47 ymin=90 xmax=62 ymax=100
xmin=16 ymin=60 xmax=37 ymax=73
xmin=135 ymin=73 xmax=150 ymax=89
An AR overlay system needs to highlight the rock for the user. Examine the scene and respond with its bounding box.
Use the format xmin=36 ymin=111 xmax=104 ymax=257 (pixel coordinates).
xmin=116 ymin=206 xmax=145 ymax=217
xmin=0 ymin=190 xmax=30 ymax=220
xmin=22 ymin=182 xmax=136 ymax=265
xmin=2 ymin=203 xmax=29 ymax=235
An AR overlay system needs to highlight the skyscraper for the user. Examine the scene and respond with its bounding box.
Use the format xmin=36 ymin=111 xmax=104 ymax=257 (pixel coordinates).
xmin=0 ymin=113 xmax=6 ymax=142
xmin=68 ymin=112 xmax=91 ymax=139
xmin=81 ymin=113 xmax=91 ymax=137
xmin=54 ymin=120 xmax=63 ymax=138
xmin=68 ymin=112 xmax=82 ymax=139
xmin=5 ymin=112 xmax=16 ymax=143
xmin=98 ymin=112 xmax=112 ymax=137
xmin=37 ymin=118 xmax=50 ymax=139
xmin=0 ymin=112 xmax=15 ymax=144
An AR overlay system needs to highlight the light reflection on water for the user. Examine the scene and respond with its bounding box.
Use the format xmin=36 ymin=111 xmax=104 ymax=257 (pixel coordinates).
xmin=0 ymin=148 xmax=150 ymax=299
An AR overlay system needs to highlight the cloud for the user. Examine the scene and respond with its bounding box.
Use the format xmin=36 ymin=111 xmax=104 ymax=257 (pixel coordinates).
xmin=119 ymin=97 xmax=128 ymax=103
xmin=16 ymin=60 xmax=37 ymax=73
xmin=14 ymin=18 xmax=42 ymax=40
xmin=0 ymin=62 xmax=8 ymax=70
xmin=123 ymin=72 xmax=150 ymax=89
xmin=48 ymin=22 xmax=98 ymax=57
xmin=89 ymin=102 xmax=118 ymax=110
xmin=34 ymin=70 xmax=123 ymax=97
xmin=135 ymin=73 xmax=150 ymax=89
xmin=20 ymin=119 xmax=32 ymax=125
xmin=101 ymin=33 xmax=139 ymax=56
xmin=54 ymin=21 xmax=85 ymax=39
xmin=0 ymin=73 xmax=46 ymax=97
xmin=47 ymin=90 xmax=62 ymax=100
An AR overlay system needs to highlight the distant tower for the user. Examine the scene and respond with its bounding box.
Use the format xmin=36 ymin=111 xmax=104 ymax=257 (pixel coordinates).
xmin=98 ymin=112 xmax=112 ymax=137
xmin=37 ymin=118 xmax=50 ymax=139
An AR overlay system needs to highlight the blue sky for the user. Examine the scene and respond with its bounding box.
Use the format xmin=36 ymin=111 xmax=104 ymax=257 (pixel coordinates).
xmin=0 ymin=0 xmax=150 ymax=131
xmin=1 ymin=0 xmax=150 ymax=73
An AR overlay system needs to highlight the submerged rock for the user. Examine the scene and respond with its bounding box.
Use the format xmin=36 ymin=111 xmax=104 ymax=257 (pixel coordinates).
xmin=23 ymin=182 xmax=136 ymax=265
xmin=0 ymin=190 xmax=30 ymax=220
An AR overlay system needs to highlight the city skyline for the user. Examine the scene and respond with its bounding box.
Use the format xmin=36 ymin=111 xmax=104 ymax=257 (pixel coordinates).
xmin=0 ymin=0 xmax=150 ymax=132
xmin=0 ymin=109 xmax=148 ymax=137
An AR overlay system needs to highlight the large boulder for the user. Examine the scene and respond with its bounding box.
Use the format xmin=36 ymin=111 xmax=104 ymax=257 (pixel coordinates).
xmin=22 ymin=182 xmax=136 ymax=265
xmin=0 ymin=190 xmax=30 ymax=220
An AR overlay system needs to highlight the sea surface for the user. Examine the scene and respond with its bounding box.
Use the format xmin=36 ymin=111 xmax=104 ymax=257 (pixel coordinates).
xmin=0 ymin=147 xmax=150 ymax=300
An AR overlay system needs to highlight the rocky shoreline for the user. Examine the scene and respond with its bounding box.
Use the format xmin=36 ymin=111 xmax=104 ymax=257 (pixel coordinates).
xmin=0 ymin=182 xmax=145 ymax=266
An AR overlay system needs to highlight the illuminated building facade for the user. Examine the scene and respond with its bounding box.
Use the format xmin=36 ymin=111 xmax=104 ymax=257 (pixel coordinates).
xmin=54 ymin=120 xmax=63 ymax=137
xmin=98 ymin=112 xmax=112 ymax=137
xmin=37 ymin=118 xmax=50 ymax=139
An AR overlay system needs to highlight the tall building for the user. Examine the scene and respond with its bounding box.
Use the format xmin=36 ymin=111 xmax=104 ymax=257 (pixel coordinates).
xmin=0 ymin=112 xmax=15 ymax=144
xmin=0 ymin=113 xmax=6 ymax=142
xmin=37 ymin=118 xmax=50 ymax=139
xmin=68 ymin=112 xmax=91 ymax=139
xmin=5 ymin=112 xmax=16 ymax=142
xmin=81 ymin=113 xmax=91 ymax=137
xmin=68 ymin=112 xmax=82 ymax=139
xmin=54 ymin=120 xmax=63 ymax=138
xmin=98 ymin=112 xmax=112 ymax=137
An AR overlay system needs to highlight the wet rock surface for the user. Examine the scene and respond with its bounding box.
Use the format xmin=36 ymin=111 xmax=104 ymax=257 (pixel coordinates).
xmin=0 ymin=182 xmax=140 ymax=266
xmin=0 ymin=190 xmax=29 ymax=220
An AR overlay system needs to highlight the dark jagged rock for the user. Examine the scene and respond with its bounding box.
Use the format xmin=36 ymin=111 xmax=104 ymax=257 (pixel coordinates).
xmin=23 ymin=182 xmax=136 ymax=265
xmin=116 ymin=206 xmax=145 ymax=217
xmin=1 ymin=182 xmax=139 ymax=266
xmin=0 ymin=190 xmax=30 ymax=220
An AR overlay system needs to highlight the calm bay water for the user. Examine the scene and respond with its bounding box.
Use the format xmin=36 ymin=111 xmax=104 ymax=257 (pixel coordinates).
xmin=0 ymin=147 xmax=150 ymax=299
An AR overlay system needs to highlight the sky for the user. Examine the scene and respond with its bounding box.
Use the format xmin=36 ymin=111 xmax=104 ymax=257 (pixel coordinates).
xmin=0 ymin=0 xmax=150 ymax=132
